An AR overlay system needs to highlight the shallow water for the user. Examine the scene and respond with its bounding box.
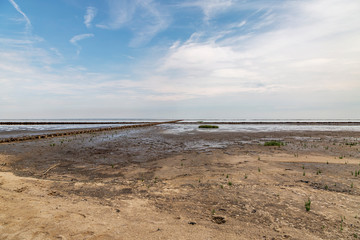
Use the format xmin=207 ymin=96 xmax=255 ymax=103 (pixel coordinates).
xmin=1 ymin=119 xmax=360 ymax=139
xmin=162 ymin=123 xmax=360 ymax=134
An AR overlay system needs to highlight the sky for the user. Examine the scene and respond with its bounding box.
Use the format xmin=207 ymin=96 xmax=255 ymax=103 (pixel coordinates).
xmin=0 ymin=0 xmax=359 ymax=119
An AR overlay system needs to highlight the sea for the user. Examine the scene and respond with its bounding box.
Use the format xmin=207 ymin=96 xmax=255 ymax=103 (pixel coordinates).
xmin=1 ymin=119 xmax=360 ymax=139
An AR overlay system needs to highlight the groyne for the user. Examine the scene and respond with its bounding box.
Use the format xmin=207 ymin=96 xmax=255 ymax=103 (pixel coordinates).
xmin=0 ymin=120 xmax=180 ymax=143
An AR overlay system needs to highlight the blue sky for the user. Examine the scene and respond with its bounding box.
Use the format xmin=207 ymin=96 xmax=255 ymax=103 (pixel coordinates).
xmin=1 ymin=0 xmax=359 ymax=119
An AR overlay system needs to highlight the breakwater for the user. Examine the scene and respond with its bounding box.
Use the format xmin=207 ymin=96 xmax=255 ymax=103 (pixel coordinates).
xmin=0 ymin=120 xmax=180 ymax=143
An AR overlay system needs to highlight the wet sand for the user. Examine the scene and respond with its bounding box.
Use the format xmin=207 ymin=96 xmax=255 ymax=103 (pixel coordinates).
xmin=0 ymin=125 xmax=360 ymax=239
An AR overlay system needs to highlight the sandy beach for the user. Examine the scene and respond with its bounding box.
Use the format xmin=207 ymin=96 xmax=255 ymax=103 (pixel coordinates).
xmin=0 ymin=125 xmax=360 ymax=239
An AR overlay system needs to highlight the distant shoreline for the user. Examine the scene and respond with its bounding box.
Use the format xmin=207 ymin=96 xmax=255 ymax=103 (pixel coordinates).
xmin=1 ymin=121 xmax=360 ymax=125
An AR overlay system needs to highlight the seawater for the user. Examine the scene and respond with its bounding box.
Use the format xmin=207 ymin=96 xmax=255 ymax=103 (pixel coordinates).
xmin=1 ymin=119 xmax=360 ymax=139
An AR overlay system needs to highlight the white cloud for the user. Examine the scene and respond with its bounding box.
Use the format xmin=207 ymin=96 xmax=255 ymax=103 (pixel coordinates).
xmin=8 ymin=0 xmax=31 ymax=31
xmin=179 ymin=0 xmax=233 ymax=22
xmin=97 ymin=0 xmax=170 ymax=46
xmin=69 ymin=34 xmax=94 ymax=55
xmin=84 ymin=6 xmax=97 ymax=28
xmin=136 ymin=0 xmax=360 ymax=100
xmin=70 ymin=34 xmax=94 ymax=44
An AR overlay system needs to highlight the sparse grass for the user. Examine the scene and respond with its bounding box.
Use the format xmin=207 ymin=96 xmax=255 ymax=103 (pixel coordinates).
xmin=324 ymin=185 xmax=328 ymax=190
xmin=339 ymin=156 xmax=343 ymax=159
xmin=305 ymin=198 xmax=311 ymax=211
xmin=316 ymin=169 xmax=322 ymax=175
xmin=264 ymin=141 xmax=284 ymax=146
xmin=220 ymin=185 xmax=224 ymax=189
xmin=351 ymin=182 xmax=354 ymax=188
xmin=198 ymin=125 xmax=219 ymax=129
xmin=211 ymin=209 xmax=216 ymax=215
xmin=340 ymin=216 xmax=344 ymax=231
xmin=303 ymin=172 xmax=305 ymax=176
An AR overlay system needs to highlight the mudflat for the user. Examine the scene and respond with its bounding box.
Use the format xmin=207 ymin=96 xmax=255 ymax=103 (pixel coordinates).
xmin=0 ymin=125 xmax=360 ymax=239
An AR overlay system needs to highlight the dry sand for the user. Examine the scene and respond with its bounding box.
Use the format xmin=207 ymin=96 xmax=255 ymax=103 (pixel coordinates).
xmin=0 ymin=126 xmax=360 ymax=239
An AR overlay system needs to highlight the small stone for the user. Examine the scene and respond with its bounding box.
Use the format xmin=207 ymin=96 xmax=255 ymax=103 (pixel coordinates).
xmin=212 ymin=216 xmax=226 ymax=224
xmin=188 ymin=221 xmax=196 ymax=225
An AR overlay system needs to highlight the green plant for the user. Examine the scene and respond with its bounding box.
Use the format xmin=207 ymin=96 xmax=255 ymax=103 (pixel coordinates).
xmin=211 ymin=209 xmax=215 ymax=215
xmin=302 ymin=165 xmax=305 ymax=169
xmin=264 ymin=141 xmax=284 ymax=146
xmin=258 ymin=167 xmax=261 ymax=172
xmin=305 ymin=198 xmax=311 ymax=211
xmin=340 ymin=216 xmax=344 ymax=231
xmin=316 ymin=169 xmax=322 ymax=175
xmin=244 ymin=174 xmax=248 ymax=179
xmin=339 ymin=156 xmax=343 ymax=159
xmin=220 ymin=185 xmax=224 ymax=189
xmin=258 ymin=156 xmax=261 ymax=160
xmin=324 ymin=185 xmax=328 ymax=190
xmin=351 ymin=182 xmax=354 ymax=188
xmin=303 ymin=172 xmax=305 ymax=176
xmin=353 ymin=233 xmax=358 ymax=238
xmin=228 ymin=181 xmax=232 ymax=186
xmin=198 ymin=125 xmax=219 ymax=129
xmin=226 ymin=174 xmax=229 ymax=178
xmin=326 ymin=161 xmax=329 ymax=164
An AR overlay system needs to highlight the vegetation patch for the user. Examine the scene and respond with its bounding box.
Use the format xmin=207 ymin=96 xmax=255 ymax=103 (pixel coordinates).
xmin=305 ymin=198 xmax=311 ymax=211
xmin=264 ymin=141 xmax=284 ymax=146
xmin=198 ymin=125 xmax=219 ymax=129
